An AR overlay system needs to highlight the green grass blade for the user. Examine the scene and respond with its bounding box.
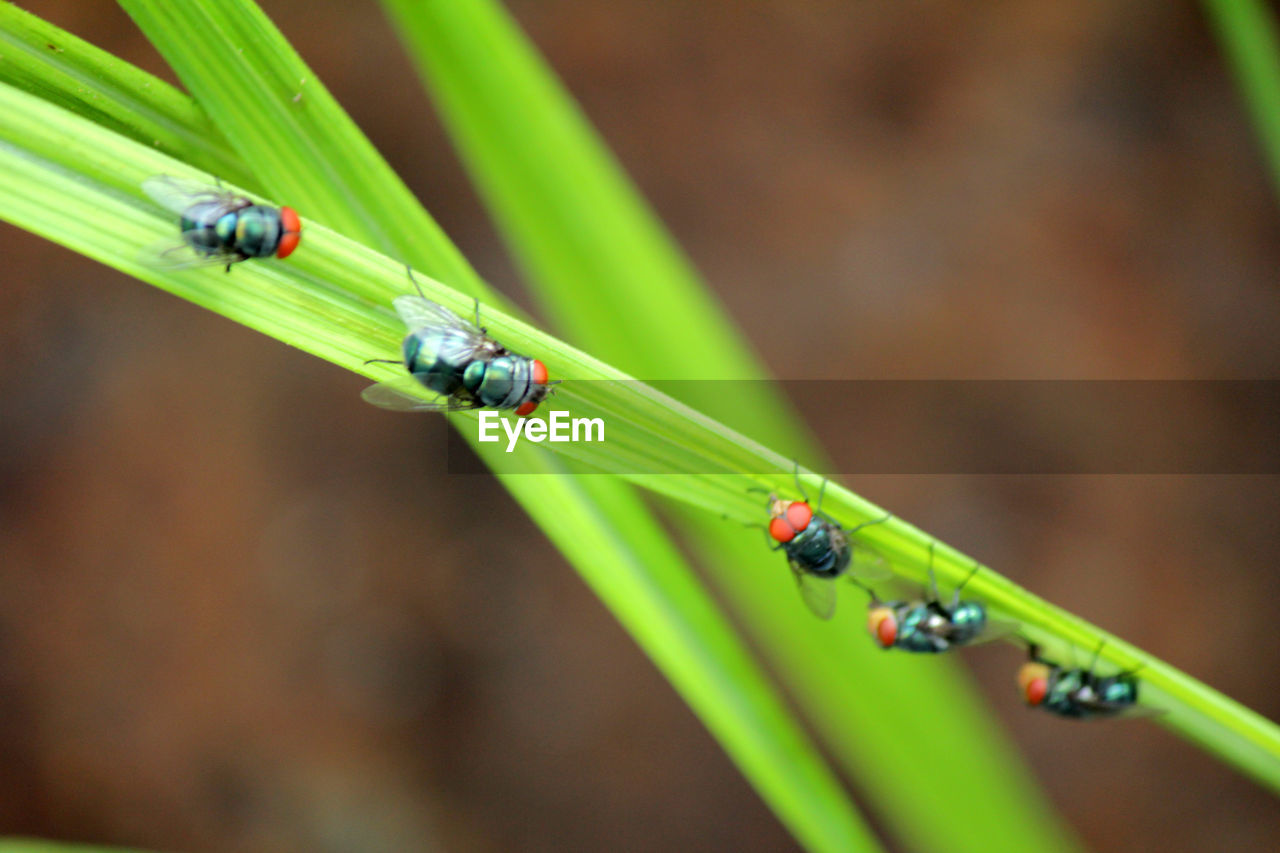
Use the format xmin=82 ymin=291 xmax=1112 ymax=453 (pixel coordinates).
xmin=6 ymin=34 xmax=1280 ymax=834
xmin=115 ymin=0 xmax=468 ymax=280
xmin=0 ymin=3 xmax=250 ymax=187
xmin=4 ymin=8 xmax=882 ymax=846
xmin=377 ymin=0 xmax=804 ymax=449
xmin=11 ymin=0 xmax=1279 ymax=842
xmin=380 ymin=2 xmax=1079 ymax=850
xmin=1203 ymin=0 xmax=1280 ymax=197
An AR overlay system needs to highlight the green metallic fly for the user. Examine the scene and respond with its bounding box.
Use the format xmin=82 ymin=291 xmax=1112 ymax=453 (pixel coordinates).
xmin=1019 ymin=642 xmax=1160 ymax=720
xmin=362 ymin=268 xmax=556 ymax=416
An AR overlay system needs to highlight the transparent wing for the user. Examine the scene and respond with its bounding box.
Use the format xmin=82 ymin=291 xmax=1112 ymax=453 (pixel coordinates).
xmin=142 ymin=175 xmax=245 ymax=217
xmin=391 ymin=295 xmax=502 ymax=366
xmin=1111 ymin=704 xmax=1167 ymax=720
xmin=393 ymin=295 xmax=477 ymax=335
xmin=952 ymin=617 xmax=1021 ymax=648
xmin=1076 ymin=698 xmax=1166 ymax=720
xmin=792 ymin=566 xmax=837 ymax=620
xmin=360 ymin=373 xmax=477 ymax=413
xmin=848 ymin=543 xmax=893 ymax=583
xmin=137 ymin=237 xmax=239 ymax=271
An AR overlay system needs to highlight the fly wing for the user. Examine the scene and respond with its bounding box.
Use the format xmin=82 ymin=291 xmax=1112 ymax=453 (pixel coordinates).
xmin=391 ymin=295 xmax=502 ymax=366
xmin=946 ymin=617 xmax=1022 ymax=648
xmin=361 ymin=374 xmax=478 ymax=413
xmin=393 ymin=295 xmax=476 ymax=334
xmin=142 ymin=175 xmax=245 ymax=217
xmin=792 ymin=566 xmax=837 ymax=620
xmin=847 ymin=544 xmax=893 ymax=583
xmin=1074 ymin=697 xmax=1166 ymax=720
xmin=137 ymin=237 xmax=237 ymax=270
xmin=1112 ymin=704 xmax=1167 ymax=720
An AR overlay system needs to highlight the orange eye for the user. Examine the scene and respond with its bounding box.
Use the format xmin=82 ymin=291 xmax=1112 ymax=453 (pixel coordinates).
xmin=868 ymin=607 xmax=897 ymax=648
xmin=515 ymin=401 xmax=538 ymax=416
xmin=531 ymin=359 xmax=549 ymax=385
xmin=768 ymin=517 xmax=795 ymax=543
xmin=785 ymin=501 xmax=813 ymax=532
xmin=276 ymin=207 xmax=302 ymax=258
xmin=1018 ymin=663 xmax=1050 ymax=706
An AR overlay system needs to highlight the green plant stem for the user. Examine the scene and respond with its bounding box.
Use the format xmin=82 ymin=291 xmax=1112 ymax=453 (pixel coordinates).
xmin=0 ymin=2 xmax=250 ymax=186
xmin=30 ymin=0 xmax=884 ymax=844
xmin=379 ymin=2 xmax=1080 ymax=850
xmin=1203 ymin=0 xmax=1280 ymax=198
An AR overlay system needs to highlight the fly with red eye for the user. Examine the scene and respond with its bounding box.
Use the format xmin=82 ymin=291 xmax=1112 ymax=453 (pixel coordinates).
xmin=142 ymin=175 xmax=303 ymax=272
xmin=852 ymin=542 xmax=1018 ymax=654
xmin=749 ymin=464 xmax=891 ymax=620
xmin=362 ymin=267 xmax=558 ymax=416
xmin=1017 ymin=642 xmax=1157 ymax=720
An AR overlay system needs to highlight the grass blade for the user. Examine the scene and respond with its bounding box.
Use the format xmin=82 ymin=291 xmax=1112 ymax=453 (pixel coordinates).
xmin=16 ymin=4 xmax=882 ymax=846
xmin=380 ymin=2 xmax=1080 ymax=850
xmin=116 ymin=0 xmax=467 ymax=278
xmin=1203 ymin=0 xmax=1280 ymax=197
xmin=7 ymin=1 xmax=1277 ymax=844
xmin=0 ymin=3 xmax=250 ymax=186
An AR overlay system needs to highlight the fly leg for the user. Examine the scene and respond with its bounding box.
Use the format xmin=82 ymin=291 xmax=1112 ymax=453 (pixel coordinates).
xmin=790 ymin=460 xmax=811 ymax=504
xmin=926 ymin=541 xmax=940 ymax=603
xmin=951 ymin=562 xmax=982 ymax=610
xmin=405 ymin=264 xmax=427 ymax=299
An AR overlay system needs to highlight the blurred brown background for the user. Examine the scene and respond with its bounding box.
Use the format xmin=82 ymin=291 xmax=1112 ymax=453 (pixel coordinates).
xmin=3 ymin=1 xmax=1280 ymax=850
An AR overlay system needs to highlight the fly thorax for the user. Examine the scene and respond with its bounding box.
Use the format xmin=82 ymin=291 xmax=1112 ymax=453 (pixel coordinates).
xmin=821 ymin=519 xmax=852 ymax=574
xmin=786 ymin=524 xmax=838 ymax=577
xmin=923 ymin=611 xmax=949 ymax=633
xmin=899 ymin=605 xmax=929 ymax=632
xmin=473 ymin=356 xmax=520 ymax=408
xmin=234 ymin=206 xmax=282 ymax=258
xmin=1053 ymin=671 xmax=1083 ymax=701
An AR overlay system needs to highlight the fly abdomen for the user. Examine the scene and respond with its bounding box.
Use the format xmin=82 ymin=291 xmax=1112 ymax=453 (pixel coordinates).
xmin=1045 ymin=671 xmax=1090 ymax=718
xmin=405 ymin=328 xmax=472 ymax=396
xmin=180 ymin=216 xmax=226 ymax=253
xmin=947 ymin=602 xmax=987 ymax=644
xmin=1099 ymin=677 xmax=1139 ymax=706
xmin=144 ymin=175 xmax=302 ymax=267
xmin=180 ymin=198 xmax=245 ymax=255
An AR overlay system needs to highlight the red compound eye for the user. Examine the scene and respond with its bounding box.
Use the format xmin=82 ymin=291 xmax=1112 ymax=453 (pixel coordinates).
xmin=1018 ymin=663 xmax=1050 ymax=706
xmin=515 ymin=401 xmax=538 ymax=417
xmin=768 ymin=516 xmax=796 ymax=543
xmin=276 ymin=207 xmax=302 ymax=258
xmin=868 ymin=608 xmax=897 ymax=648
xmin=785 ymin=501 xmax=813 ymax=532
xmin=531 ymin=359 xmax=549 ymax=385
